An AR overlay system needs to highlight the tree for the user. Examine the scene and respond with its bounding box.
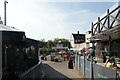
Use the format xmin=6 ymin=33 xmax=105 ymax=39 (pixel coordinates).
xmin=60 ymin=38 xmax=69 ymax=46
xmin=53 ymin=38 xmax=69 ymax=46
xmin=47 ymin=40 xmax=54 ymax=48
xmin=53 ymin=38 xmax=60 ymax=44
xmin=39 ymin=38 xmax=70 ymax=55
xmin=39 ymin=39 xmax=47 ymax=48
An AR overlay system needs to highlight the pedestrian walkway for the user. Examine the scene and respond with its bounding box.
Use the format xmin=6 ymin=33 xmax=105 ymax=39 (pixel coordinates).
xmin=42 ymin=60 xmax=83 ymax=80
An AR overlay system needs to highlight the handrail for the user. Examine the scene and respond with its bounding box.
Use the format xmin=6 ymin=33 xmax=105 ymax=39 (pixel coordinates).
xmin=19 ymin=61 xmax=42 ymax=78
xmin=93 ymin=5 xmax=120 ymax=27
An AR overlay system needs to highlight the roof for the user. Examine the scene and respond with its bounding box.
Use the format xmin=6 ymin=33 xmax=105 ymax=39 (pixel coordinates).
xmin=72 ymin=33 xmax=85 ymax=40
xmin=0 ymin=24 xmax=24 ymax=32
xmin=72 ymin=33 xmax=85 ymax=43
xmin=26 ymin=38 xmax=40 ymax=43
xmin=26 ymin=38 xmax=40 ymax=47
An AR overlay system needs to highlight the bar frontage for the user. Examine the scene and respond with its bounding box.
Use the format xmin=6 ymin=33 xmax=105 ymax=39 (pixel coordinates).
xmin=74 ymin=2 xmax=120 ymax=79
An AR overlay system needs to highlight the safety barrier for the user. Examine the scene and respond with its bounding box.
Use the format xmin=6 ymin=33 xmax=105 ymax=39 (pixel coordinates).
xmin=19 ymin=61 xmax=44 ymax=80
xmin=75 ymin=54 xmax=120 ymax=79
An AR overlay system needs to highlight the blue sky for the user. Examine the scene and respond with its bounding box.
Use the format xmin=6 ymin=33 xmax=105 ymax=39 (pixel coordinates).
xmin=0 ymin=0 xmax=116 ymax=41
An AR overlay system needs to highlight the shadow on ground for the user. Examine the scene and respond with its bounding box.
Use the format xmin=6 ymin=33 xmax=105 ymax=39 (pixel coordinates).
xmin=42 ymin=63 xmax=72 ymax=80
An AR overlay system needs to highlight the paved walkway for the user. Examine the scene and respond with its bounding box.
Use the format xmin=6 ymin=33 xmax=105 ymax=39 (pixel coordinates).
xmin=42 ymin=60 xmax=83 ymax=80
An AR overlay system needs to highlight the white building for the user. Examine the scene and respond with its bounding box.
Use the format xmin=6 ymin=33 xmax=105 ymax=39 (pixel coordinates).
xmin=70 ymin=31 xmax=85 ymax=52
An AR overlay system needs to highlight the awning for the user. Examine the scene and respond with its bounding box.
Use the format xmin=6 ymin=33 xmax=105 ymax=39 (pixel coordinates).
xmin=91 ymin=25 xmax=120 ymax=42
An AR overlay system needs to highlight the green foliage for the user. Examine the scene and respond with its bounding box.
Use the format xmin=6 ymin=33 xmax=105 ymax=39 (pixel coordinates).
xmin=51 ymin=56 xmax=55 ymax=61
xmin=39 ymin=39 xmax=47 ymax=48
xmin=39 ymin=38 xmax=69 ymax=55
xmin=53 ymin=38 xmax=69 ymax=45
xmin=47 ymin=40 xmax=54 ymax=48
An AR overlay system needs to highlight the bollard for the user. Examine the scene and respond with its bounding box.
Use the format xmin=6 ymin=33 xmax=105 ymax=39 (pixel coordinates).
xmin=83 ymin=53 xmax=86 ymax=77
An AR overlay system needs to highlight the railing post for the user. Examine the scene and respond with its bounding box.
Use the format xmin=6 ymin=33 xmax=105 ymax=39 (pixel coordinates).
xmin=109 ymin=36 xmax=112 ymax=57
xmin=91 ymin=22 xmax=94 ymax=36
xmin=98 ymin=17 xmax=100 ymax=33
xmin=83 ymin=53 xmax=85 ymax=77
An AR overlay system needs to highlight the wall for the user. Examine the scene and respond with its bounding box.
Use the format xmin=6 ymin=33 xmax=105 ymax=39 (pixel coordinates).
xmin=85 ymin=31 xmax=92 ymax=53
xmin=74 ymin=43 xmax=85 ymax=50
xmin=70 ymin=35 xmax=74 ymax=48
xmin=75 ymin=54 xmax=120 ymax=79
xmin=95 ymin=41 xmax=102 ymax=58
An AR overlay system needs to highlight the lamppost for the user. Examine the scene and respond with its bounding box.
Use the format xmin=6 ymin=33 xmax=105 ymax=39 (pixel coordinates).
xmin=4 ymin=0 xmax=8 ymax=26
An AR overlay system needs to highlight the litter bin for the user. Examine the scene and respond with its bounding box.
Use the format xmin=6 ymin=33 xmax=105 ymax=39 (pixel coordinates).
xmin=68 ymin=60 xmax=73 ymax=69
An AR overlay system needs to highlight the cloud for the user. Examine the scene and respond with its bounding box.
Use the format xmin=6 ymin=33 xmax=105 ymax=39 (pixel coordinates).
xmin=32 ymin=0 xmax=118 ymax=2
xmin=5 ymin=1 xmax=69 ymax=40
xmin=62 ymin=9 xmax=102 ymax=34
xmin=0 ymin=1 xmax=108 ymax=41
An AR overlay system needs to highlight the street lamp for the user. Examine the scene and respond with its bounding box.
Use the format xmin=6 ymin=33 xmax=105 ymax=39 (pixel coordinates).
xmin=4 ymin=0 xmax=8 ymax=26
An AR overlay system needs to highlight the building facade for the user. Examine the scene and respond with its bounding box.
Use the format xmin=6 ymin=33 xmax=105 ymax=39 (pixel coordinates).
xmin=91 ymin=2 xmax=120 ymax=58
xmin=70 ymin=31 xmax=85 ymax=51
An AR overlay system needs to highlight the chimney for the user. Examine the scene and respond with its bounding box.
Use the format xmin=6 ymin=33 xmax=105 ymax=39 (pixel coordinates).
xmin=77 ymin=31 xmax=79 ymax=34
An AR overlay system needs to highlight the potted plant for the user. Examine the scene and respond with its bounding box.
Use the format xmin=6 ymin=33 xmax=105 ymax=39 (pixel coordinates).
xmin=51 ymin=56 xmax=55 ymax=61
xmin=54 ymin=56 xmax=58 ymax=62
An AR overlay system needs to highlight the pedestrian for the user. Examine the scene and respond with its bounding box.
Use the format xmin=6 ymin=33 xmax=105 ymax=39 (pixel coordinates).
xmin=82 ymin=47 xmax=86 ymax=55
xmin=68 ymin=54 xmax=74 ymax=69
xmin=69 ymin=54 xmax=74 ymax=61
xmin=105 ymin=57 xmax=119 ymax=69
xmin=87 ymin=53 xmax=91 ymax=61
xmin=101 ymin=52 xmax=107 ymax=63
xmin=103 ymin=55 xmax=107 ymax=63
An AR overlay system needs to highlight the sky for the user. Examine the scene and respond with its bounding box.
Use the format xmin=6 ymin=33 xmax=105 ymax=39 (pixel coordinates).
xmin=0 ymin=0 xmax=117 ymax=41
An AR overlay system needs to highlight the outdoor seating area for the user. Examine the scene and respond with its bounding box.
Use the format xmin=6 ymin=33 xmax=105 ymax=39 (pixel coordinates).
xmin=73 ymin=3 xmax=120 ymax=79
xmin=74 ymin=53 xmax=120 ymax=79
